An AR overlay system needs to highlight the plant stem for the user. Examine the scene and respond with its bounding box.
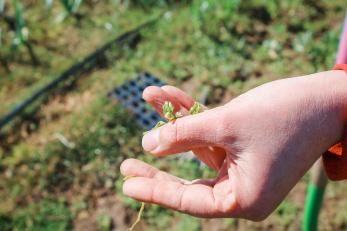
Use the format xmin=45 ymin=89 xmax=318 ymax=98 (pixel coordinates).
xmin=128 ymin=202 xmax=145 ymax=231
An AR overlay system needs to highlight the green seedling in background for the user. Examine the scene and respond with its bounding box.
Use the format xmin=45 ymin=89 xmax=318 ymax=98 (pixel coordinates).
xmin=0 ymin=0 xmax=4 ymax=14
xmin=96 ymin=215 xmax=112 ymax=231
xmin=12 ymin=0 xmax=27 ymax=46
xmin=56 ymin=0 xmax=83 ymax=22
xmin=2 ymin=0 xmax=40 ymax=65
xmin=60 ymin=0 xmax=83 ymax=14
xmin=44 ymin=0 xmax=53 ymax=9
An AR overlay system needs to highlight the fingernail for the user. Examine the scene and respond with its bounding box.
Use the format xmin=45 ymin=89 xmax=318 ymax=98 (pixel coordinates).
xmin=142 ymin=129 xmax=159 ymax=151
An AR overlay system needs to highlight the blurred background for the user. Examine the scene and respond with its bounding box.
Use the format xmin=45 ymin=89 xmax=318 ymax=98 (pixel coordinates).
xmin=0 ymin=0 xmax=346 ymax=230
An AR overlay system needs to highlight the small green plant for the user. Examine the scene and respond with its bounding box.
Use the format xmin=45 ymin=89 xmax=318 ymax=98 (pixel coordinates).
xmin=44 ymin=0 xmax=54 ymax=9
xmin=12 ymin=199 xmax=72 ymax=231
xmin=0 ymin=0 xmax=40 ymax=65
xmin=96 ymin=215 xmax=112 ymax=231
xmin=0 ymin=0 xmax=4 ymax=14
xmin=163 ymin=101 xmax=183 ymax=121
xmin=60 ymin=0 xmax=83 ymax=14
xmin=145 ymin=101 xmax=204 ymax=134
xmin=189 ymin=102 xmax=204 ymax=115
xmin=12 ymin=0 xmax=27 ymax=47
xmin=53 ymin=0 xmax=84 ymax=22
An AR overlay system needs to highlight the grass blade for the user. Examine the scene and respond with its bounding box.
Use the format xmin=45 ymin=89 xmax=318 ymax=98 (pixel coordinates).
xmin=45 ymin=0 xmax=53 ymax=9
xmin=0 ymin=0 xmax=4 ymax=14
xmin=71 ymin=0 xmax=83 ymax=13
xmin=12 ymin=0 xmax=27 ymax=45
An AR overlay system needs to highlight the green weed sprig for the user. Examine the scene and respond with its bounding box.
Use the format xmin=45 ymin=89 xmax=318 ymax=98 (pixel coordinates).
xmin=163 ymin=101 xmax=183 ymax=121
xmin=144 ymin=101 xmax=204 ymax=135
xmin=189 ymin=102 xmax=204 ymax=115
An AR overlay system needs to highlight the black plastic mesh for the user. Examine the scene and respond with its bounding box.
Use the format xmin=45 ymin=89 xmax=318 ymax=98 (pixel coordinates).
xmin=108 ymin=72 xmax=165 ymax=130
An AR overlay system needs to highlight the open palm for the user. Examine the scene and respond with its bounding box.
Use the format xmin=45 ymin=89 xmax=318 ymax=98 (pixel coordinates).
xmin=121 ymin=72 xmax=347 ymax=220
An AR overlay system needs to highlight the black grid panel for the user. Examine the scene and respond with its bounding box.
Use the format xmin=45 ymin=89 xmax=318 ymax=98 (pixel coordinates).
xmin=108 ymin=72 xmax=165 ymax=130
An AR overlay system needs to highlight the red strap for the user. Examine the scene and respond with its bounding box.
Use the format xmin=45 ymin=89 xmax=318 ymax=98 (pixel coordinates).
xmin=323 ymin=64 xmax=347 ymax=180
xmin=334 ymin=64 xmax=347 ymax=73
xmin=327 ymin=64 xmax=347 ymax=157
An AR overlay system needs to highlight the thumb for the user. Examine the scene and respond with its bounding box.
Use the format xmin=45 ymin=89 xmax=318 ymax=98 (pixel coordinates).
xmin=142 ymin=106 xmax=227 ymax=156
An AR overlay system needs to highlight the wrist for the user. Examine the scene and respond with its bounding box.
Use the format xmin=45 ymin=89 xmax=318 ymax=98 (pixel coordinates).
xmin=315 ymin=70 xmax=347 ymax=148
xmin=320 ymin=69 xmax=347 ymax=181
xmin=304 ymin=70 xmax=347 ymax=153
xmin=324 ymin=70 xmax=347 ymax=120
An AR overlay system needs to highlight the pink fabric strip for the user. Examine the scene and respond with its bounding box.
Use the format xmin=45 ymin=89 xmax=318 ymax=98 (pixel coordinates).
xmin=336 ymin=12 xmax=347 ymax=64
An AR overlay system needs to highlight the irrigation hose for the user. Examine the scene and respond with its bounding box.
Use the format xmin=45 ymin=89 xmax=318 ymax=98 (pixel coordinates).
xmin=302 ymin=183 xmax=326 ymax=231
xmin=0 ymin=15 xmax=161 ymax=129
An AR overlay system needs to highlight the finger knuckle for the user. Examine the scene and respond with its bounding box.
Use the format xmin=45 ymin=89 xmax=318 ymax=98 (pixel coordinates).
xmin=158 ymin=122 xmax=180 ymax=147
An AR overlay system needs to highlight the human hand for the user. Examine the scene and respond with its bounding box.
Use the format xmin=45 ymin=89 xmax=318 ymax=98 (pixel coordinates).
xmin=121 ymin=71 xmax=347 ymax=220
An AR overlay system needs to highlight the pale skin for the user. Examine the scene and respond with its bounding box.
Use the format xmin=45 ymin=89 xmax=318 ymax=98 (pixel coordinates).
xmin=120 ymin=70 xmax=347 ymax=221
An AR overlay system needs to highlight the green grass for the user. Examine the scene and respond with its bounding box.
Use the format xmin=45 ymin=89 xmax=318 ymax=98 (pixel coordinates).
xmin=0 ymin=0 xmax=347 ymax=230
xmin=0 ymin=198 xmax=72 ymax=231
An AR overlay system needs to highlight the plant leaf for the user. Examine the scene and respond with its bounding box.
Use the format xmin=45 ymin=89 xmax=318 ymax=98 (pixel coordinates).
xmin=0 ymin=0 xmax=5 ymax=14
xmin=189 ymin=102 xmax=203 ymax=115
xmin=175 ymin=112 xmax=183 ymax=118
xmin=163 ymin=101 xmax=175 ymax=121
xmin=12 ymin=0 xmax=27 ymax=45
xmin=71 ymin=0 xmax=83 ymax=13
xmin=45 ymin=0 xmax=53 ymax=9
